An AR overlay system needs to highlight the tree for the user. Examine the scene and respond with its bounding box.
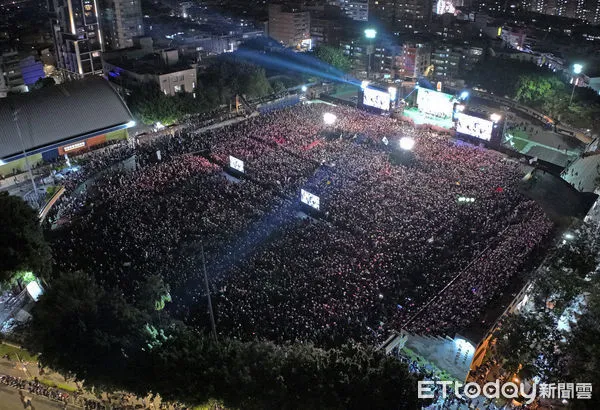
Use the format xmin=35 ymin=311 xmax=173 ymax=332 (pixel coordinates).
xmin=313 ymin=46 xmax=352 ymax=73
xmin=494 ymin=310 xmax=564 ymax=381
xmin=271 ymin=80 xmax=287 ymax=94
xmin=125 ymin=84 xmax=208 ymax=125
xmin=564 ymin=279 xmax=600 ymax=410
xmin=0 ymin=192 xmax=51 ymax=285
xmin=29 ymin=271 xmax=422 ymax=409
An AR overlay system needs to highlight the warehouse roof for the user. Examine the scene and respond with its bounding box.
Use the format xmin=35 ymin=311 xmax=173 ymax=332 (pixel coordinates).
xmin=0 ymin=78 xmax=134 ymax=162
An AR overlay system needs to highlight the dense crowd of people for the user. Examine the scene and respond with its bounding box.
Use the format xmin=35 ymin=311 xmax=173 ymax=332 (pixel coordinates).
xmin=0 ymin=374 xmax=69 ymax=403
xmin=49 ymin=103 xmax=553 ymax=349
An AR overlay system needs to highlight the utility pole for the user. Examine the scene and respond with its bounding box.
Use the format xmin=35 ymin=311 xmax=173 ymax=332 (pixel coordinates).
xmin=13 ymin=108 xmax=39 ymax=208
xmin=201 ymin=242 xmax=218 ymax=342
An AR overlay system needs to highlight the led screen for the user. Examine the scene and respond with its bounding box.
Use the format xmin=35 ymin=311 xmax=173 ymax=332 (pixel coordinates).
xmin=416 ymin=88 xmax=455 ymax=119
xmin=229 ymin=155 xmax=244 ymax=173
xmin=300 ymin=189 xmax=320 ymax=210
xmin=363 ymin=88 xmax=390 ymax=111
xmin=455 ymin=113 xmax=494 ymax=141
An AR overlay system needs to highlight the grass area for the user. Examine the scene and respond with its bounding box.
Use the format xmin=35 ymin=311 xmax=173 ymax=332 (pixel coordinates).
xmin=0 ymin=342 xmax=38 ymax=362
xmin=37 ymin=378 xmax=78 ymax=393
xmin=510 ymin=129 xmax=530 ymax=140
xmin=511 ymin=138 xmax=529 ymax=152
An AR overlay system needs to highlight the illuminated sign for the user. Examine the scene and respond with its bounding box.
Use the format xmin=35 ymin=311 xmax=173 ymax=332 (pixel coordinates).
xmin=63 ymin=141 xmax=86 ymax=152
xmin=229 ymin=155 xmax=244 ymax=173
xmin=300 ymin=189 xmax=320 ymax=211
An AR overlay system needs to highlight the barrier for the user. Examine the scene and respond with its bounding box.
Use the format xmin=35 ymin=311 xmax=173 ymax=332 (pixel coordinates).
xmin=38 ymin=186 xmax=65 ymax=222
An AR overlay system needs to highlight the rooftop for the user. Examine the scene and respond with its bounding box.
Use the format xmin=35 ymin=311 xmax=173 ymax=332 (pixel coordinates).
xmin=0 ymin=78 xmax=134 ymax=162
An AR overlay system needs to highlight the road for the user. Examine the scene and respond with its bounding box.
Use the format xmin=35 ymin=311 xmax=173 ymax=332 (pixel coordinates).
xmin=0 ymin=383 xmax=78 ymax=410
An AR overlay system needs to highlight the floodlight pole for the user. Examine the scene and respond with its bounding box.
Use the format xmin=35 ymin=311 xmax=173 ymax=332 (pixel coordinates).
xmin=13 ymin=108 xmax=39 ymax=208
xmin=570 ymin=64 xmax=583 ymax=106
xmin=569 ymin=79 xmax=577 ymax=106
xmin=200 ymin=241 xmax=218 ymax=343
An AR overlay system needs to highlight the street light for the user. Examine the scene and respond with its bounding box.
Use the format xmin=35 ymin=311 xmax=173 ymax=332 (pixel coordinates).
xmin=364 ymin=29 xmax=377 ymax=39
xmin=323 ymin=112 xmax=337 ymax=125
xmin=570 ymin=63 xmax=583 ymax=106
xmin=364 ymin=29 xmax=377 ymax=80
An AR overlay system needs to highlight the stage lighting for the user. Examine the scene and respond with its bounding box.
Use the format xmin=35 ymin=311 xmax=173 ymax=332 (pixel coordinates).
xmin=399 ymin=137 xmax=415 ymax=151
xmin=323 ymin=113 xmax=337 ymax=125
xmin=364 ymin=29 xmax=377 ymax=39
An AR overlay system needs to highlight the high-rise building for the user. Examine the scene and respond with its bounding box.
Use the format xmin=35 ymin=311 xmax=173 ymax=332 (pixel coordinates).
xmin=398 ymin=42 xmax=431 ymax=79
xmin=592 ymin=0 xmax=600 ymax=24
xmin=431 ymin=46 xmax=461 ymax=79
xmin=368 ymin=0 xmax=396 ymax=26
xmin=393 ymin=0 xmax=434 ymax=31
xmin=101 ymin=0 xmax=144 ymax=50
xmin=268 ymin=4 xmax=311 ymax=49
xmin=341 ymin=0 xmax=369 ymax=21
xmin=49 ymin=0 xmax=103 ymax=79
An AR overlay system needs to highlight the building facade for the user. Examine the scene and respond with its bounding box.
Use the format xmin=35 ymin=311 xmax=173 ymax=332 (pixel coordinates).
xmin=398 ymin=42 xmax=431 ymax=79
xmin=103 ymin=48 xmax=197 ymax=96
xmin=268 ymin=4 xmax=311 ymax=49
xmin=49 ymin=0 xmax=104 ymax=79
xmin=101 ymin=0 xmax=144 ymax=50
xmin=431 ymin=46 xmax=461 ymax=79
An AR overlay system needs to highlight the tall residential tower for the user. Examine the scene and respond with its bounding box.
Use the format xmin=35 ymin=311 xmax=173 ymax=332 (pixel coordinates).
xmin=49 ymin=0 xmax=104 ymax=79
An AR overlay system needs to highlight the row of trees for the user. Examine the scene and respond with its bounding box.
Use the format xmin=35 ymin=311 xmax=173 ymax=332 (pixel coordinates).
xmin=468 ymin=58 xmax=600 ymax=132
xmin=491 ymin=223 xmax=600 ymax=408
xmin=0 ymin=195 xmax=422 ymax=408
xmin=0 ymin=192 xmax=51 ymax=287
xmin=125 ymin=59 xmax=276 ymax=126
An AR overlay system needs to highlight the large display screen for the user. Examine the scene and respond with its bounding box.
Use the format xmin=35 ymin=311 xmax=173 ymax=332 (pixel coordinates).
xmin=455 ymin=113 xmax=494 ymax=141
xmin=363 ymin=88 xmax=391 ymax=111
xmin=229 ymin=155 xmax=244 ymax=173
xmin=416 ymin=88 xmax=455 ymax=119
xmin=300 ymin=189 xmax=320 ymax=211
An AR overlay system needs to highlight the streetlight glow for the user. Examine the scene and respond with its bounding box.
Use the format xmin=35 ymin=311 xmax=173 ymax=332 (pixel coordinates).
xmin=364 ymin=29 xmax=377 ymax=39
xmin=573 ymin=64 xmax=583 ymax=74
xmin=460 ymin=91 xmax=469 ymax=100
xmin=323 ymin=113 xmax=337 ymax=126
xmin=399 ymin=137 xmax=415 ymax=151
xmin=490 ymin=113 xmax=502 ymax=123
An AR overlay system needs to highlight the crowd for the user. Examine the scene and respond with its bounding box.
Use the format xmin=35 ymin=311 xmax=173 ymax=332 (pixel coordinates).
xmin=49 ymin=102 xmax=553 ymax=349
xmin=0 ymin=374 xmax=69 ymax=403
